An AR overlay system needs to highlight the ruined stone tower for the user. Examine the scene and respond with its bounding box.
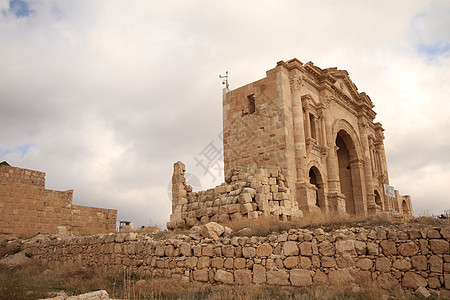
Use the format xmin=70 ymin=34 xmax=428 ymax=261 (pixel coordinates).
xmin=222 ymin=58 xmax=412 ymax=216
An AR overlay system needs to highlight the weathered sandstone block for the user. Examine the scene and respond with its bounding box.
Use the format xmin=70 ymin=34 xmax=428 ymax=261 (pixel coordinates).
xmin=290 ymin=269 xmax=312 ymax=287
xmin=267 ymin=270 xmax=289 ymax=285
xmin=215 ymin=270 xmax=234 ymax=284
xmin=402 ymin=272 xmax=427 ymax=289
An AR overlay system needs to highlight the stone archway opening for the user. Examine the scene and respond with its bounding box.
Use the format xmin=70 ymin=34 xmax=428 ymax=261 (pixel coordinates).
xmin=336 ymin=130 xmax=358 ymax=215
xmin=308 ymin=166 xmax=325 ymax=209
xmin=402 ymin=200 xmax=410 ymax=215
xmin=374 ymin=190 xmax=382 ymax=209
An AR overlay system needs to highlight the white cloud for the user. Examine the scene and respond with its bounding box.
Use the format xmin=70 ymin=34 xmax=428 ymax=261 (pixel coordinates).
xmin=0 ymin=0 xmax=449 ymax=227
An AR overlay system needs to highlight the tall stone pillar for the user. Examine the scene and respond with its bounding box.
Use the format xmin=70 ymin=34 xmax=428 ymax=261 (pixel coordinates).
xmin=291 ymin=78 xmax=307 ymax=183
xmin=358 ymin=117 xmax=377 ymax=214
xmin=168 ymin=161 xmax=187 ymax=229
xmin=322 ymin=97 xmax=345 ymax=213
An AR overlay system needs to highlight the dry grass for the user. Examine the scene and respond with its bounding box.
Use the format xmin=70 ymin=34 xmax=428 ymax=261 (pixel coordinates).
xmin=0 ymin=260 xmax=427 ymax=300
xmin=222 ymin=213 xmax=449 ymax=237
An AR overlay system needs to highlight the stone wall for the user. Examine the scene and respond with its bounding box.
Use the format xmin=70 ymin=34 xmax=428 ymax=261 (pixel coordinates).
xmin=0 ymin=164 xmax=117 ymax=239
xmin=167 ymin=162 xmax=303 ymax=229
xmin=24 ymin=226 xmax=449 ymax=296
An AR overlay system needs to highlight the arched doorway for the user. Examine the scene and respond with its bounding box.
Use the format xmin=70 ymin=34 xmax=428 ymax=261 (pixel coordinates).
xmin=336 ymin=130 xmax=356 ymax=214
xmin=402 ymin=200 xmax=410 ymax=215
xmin=374 ymin=190 xmax=382 ymax=209
xmin=308 ymin=166 xmax=325 ymax=209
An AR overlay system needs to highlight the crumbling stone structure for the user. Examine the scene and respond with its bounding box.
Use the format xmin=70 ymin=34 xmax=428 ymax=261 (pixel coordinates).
xmin=24 ymin=226 xmax=450 ymax=297
xmin=169 ymin=59 xmax=413 ymax=229
xmin=168 ymin=161 xmax=302 ymax=229
xmin=0 ymin=163 xmax=117 ymax=239
xmin=222 ymin=58 xmax=412 ymax=216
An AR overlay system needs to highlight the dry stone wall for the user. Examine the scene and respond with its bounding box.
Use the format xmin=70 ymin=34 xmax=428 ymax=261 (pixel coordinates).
xmin=168 ymin=162 xmax=303 ymax=229
xmin=24 ymin=226 xmax=450 ymax=297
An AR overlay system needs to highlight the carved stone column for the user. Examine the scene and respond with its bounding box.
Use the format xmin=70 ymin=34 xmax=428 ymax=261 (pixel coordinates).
xmin=303 ymin=100 xmax=311 ymax=141
xmin=322 ymin=96 xmax=345 ymax=213
xmin=358 ymin=117 xmax=377 ymax=214
xmin=291 ymin=77 xmax=307 ymax=183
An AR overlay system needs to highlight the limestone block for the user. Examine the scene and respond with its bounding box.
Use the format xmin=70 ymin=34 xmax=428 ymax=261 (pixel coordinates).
xmin=375 ymin=257 xmax=391 ymax=272
xmin=242 ymin=246 xmax=256 ymax=258
xmin=267 ymin=269 xmax=289 ymax=285
xmin=336 ymin=240 xmax=356 ymax=256
xmin=299 ymin=242 xmax=313 ymax=256
xmin=377 ymin=273 xmax=399 ymax=290
xmin=202 ymin=245 xmax=214 ymax=257
xmin=239 ymin=193 xmax=252 ymax=204
xmin=429 ymin=255 xmax=443 ymax=273
xmin=427 ymin=229 xmax=441 ymax=239
xmin=224 ymin=257 xmax=234 ymax=269
xmin=411 ymin=255 xmax=427 ymax=270
xmin=211 ymin=257 xmax=224 ymax=269
xmin=380 ymin=240 xmax=397 ymax=256
xmin=193 ymin=269 xmax=209 ymax=282
xmin=321 ymin=256 xmax=336 ymax=268
xmin=319 ymin=241 xmax=335 ymax=256
xmin=398 ymin=242 xmax=419 ymax=256
xmin=227 ymin=204 xmax=240 ymax=214
xmin=356 ymin=258 xmax=373 ymax=270
xmin=392 ymin=258 xmax=412 ymax=271
xmin=222 ymin=245 xmax=235 ymax=257
xmin=427 ymin=277 xmax=441 ymax=289
xmin=240 ymin=203 xmax=253 ymax=214
xmin=200 ymin=222 xmax=225 ymax=240
xmin=215 ymin=270 xmax=234 ymax=284
xmin=185 ymin=257 xmax=198 ymax=269
xmin=402 ymin=272 xmax=427 ymax=289
xmin=283 ymin=241 xmax=299 ymax=256
xmin=234 ymin=269 xmax=252 ymax=285
xmin=258 ymin=202 xmax=269 ymax=211
xmin=429 ymin=239 xmax=449 ymax=254
xmin=419 ymin=239 xmax=429 ymax=254
xmin=328 ymin=269 xmax=353 ymax=285
xmin=283 ymin=256 xmax=298 ymax=269
xmin=300 ymin=257 xmax=312 ymax=269
xmin=313 ymin=270 xmax=328 ymax=285
xmin=271 ymin=185 xmax=278 ymax=193
xmin=290 ymin=269 xmax=312 ymax=287
xmin=354 ymin=241 xmax=367 ymax=255
xmin=197 ymin=257 xmax=211 ymax=269
xmin=367 ymin=242 xmax=379 ymax=255
xmin=234 ymin=258 xmax=246 ymax=269
xmin=253 ymin=264 xmax=267 ymax=284
xmin=256 ymin=243 xmax=273 ymax=257
xmin=415 ymin=286 xmax=431 ymax=298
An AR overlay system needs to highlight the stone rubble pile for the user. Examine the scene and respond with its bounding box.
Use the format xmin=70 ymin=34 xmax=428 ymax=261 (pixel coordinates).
xmin=168 ymin=162 xmax=303 ymax=229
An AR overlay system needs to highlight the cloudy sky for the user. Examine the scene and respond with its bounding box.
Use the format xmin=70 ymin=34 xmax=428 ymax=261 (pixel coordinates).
xmin=1 ymin=0 xmax=449 ymax=227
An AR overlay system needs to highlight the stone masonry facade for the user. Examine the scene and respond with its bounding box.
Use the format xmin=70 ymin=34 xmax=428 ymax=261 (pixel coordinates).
xmin=222 ymin=58 xmax=413 ymax=216
xmin=24 ymin=226 xmax=449 ymax=296
xmin=167 ymin=162 xmax=303 ymax=229
xmin=0 ymin=163 xmax=117 ymax=239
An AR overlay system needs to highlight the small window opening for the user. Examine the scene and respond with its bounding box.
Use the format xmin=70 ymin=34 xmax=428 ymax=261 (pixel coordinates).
xmin=248 ymin=94 xmax=256 ymax=114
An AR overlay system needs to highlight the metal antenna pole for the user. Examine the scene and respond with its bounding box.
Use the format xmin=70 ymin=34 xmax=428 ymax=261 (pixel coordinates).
xmin=219 ymin=71 xmax=229 ymax=90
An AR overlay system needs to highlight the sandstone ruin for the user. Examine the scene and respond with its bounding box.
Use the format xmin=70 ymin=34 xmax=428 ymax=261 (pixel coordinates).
xmin=168 ymin=58 xmax=413 ymax=229
xmin=0 ymin=162 xmax=117 ymax=239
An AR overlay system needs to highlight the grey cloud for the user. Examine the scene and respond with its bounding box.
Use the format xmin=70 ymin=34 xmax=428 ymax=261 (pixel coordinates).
xmin=1 ymin=0 xmax=449 ymax=227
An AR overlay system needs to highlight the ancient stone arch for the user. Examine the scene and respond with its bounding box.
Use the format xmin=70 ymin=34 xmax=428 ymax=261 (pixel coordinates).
xmin=307 ymin=165 xmax=327 ymax=213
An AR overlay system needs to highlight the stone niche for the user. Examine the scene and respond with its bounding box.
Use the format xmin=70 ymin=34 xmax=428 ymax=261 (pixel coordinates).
xmin=167 ymin=161 xmax=303 ymax=230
